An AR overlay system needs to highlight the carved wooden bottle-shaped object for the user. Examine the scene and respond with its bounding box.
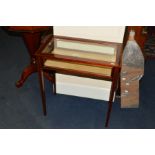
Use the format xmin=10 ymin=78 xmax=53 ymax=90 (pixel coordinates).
xmin=121 ymin=30 xmax=144 ymax=108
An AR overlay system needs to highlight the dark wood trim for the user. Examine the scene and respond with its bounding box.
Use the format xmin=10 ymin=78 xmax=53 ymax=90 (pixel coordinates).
xmin=36 ymin=35 xmax=54 ymax=55
xmin=37 ymin=56 xmax=47 ymax=115
xmin=8 ymin=26 xmax=51 ymax=33
xmin=53 ymin=72 xmax=56 ymax=95
xmin=41 ymin=54 xmax=119 ymax=68
xmin=105 ymin=67 xmax=120 ymax=127
xmin=54 ymin=35 xmax=122 ymax=46
xmin=43 ymin=66 xmax=114 ymax=81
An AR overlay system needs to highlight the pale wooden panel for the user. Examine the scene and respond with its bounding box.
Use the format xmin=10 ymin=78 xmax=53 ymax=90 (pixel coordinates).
xmin=44 ymin=60 xmax=112 ymax=76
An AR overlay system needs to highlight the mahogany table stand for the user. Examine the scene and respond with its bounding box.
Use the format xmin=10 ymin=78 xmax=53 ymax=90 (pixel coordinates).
xmin=8 ymin=27 xmax=54 ymax=88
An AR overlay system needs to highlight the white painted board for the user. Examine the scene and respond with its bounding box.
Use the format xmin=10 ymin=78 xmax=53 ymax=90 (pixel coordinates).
xmin=54 ymin=26 xmax=125 ymax=100
xmin=54 ymin=26 xmax=125 ymax=43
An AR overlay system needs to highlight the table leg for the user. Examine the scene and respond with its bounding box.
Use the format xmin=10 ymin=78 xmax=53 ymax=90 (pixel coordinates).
xmin=16 ymin=64 xmax=37 ymax=88
xmin=37 ymin=57 xmax=47 ymax=115
xmin=105 ymin=67 xmax=120 ymax=127
xmin=16 ymin=31 xmax=54 ymax=88
xmin=53 ymin=73 xmax=56 ymax=95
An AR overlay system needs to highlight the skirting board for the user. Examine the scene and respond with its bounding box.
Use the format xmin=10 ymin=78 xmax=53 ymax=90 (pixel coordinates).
xmin=56 ymin=74 xmax=112 ymax=101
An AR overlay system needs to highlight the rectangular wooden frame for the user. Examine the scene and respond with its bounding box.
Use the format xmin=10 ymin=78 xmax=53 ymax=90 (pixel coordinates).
xmin=35 ymin=35 xmax=122 ymax=127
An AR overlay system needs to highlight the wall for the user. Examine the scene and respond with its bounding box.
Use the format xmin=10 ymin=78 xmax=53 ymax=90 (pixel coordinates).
xmin=54 ymin=26 xmax=125 ymax=43
xmin=54 ymin=26 xmax=125 ymax=101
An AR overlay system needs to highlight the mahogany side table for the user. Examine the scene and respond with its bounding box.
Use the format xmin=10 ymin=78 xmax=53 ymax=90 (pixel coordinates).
xmin=8 ymin=26 xmax=54 ymax=87
xmin=35 ymin=35 xmax=122 ymax=127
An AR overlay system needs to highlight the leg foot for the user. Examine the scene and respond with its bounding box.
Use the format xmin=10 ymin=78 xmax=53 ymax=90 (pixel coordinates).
xmin=105 ymin=101 xmax=113 ymax=127
xmin=16 ymin=64 xmax=37 ymax=88
xmin=44 ymin=72 xmax=54 ymax=83
xmin=53 ymin=73 xmax=56 ymax=95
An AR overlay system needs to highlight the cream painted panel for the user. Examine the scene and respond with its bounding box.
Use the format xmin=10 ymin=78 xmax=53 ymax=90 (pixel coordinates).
xmin=54 ymin=26 xmax=125 ymax=43
xmin=56 ymin=40 xmax=115 ymax=54
xmin=56 ymin=74 xmax=111 ymax=101
xmin=52 ymin=48 xmax=116 ymax=62
xmin=54 ymin=27 xmax=125 ymax=100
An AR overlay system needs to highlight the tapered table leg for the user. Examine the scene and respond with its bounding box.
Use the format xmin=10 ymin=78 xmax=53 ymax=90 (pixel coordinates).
xmin=105 ymin=67 xmax=120 ymax=127
xmin=37 ymin=57 xmax=47 ymax=115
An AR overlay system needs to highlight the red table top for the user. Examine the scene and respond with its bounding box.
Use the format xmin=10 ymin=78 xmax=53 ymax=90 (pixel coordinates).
xmin=8 ymin=26 xmax=50 ymax=32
